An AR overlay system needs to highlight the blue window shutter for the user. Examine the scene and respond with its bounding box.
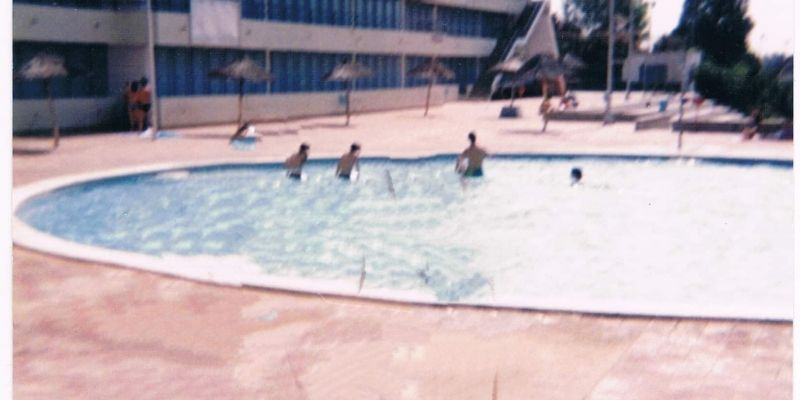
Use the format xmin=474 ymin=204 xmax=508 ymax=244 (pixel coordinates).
xmin=174 ymin=47 xmax=189 ymax=95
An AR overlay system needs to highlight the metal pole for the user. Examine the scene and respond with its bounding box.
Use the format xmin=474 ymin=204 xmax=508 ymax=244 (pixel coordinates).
xmin=603 ymin=0 xmax=615 ymax=124
xmin=624 ymin=0 xmax=635 ymax=100
xmin=145 ymin=0 xmax=160 ymax=139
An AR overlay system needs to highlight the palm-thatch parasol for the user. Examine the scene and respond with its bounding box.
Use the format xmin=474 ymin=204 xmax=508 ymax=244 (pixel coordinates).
xmin=15 ymin=53 xmax=68 ymax=149
xmin=209 ymin=57 xmax=272 ymax=140
xmin=407 ymin=58 xmax=455 ymax=116
xmin=322 ymin=60 xmax=373 ymax=126
xmin=519 ymin=53 xmax=584 ymax=98
xmin=489 ymin=56 xmax=527 ymax=107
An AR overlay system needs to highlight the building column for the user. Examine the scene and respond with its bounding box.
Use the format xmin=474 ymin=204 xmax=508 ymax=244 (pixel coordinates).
xmin=400 ymin=53 xmax=406 ymax=87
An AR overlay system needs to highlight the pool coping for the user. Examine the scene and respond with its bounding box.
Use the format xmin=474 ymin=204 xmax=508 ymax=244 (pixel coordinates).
xmin=12 ymin=152 xmax=794 ymax=323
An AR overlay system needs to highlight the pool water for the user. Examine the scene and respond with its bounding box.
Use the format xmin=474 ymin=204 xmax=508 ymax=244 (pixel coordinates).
xmin=17 ymin=156 xmax=793 ymax=319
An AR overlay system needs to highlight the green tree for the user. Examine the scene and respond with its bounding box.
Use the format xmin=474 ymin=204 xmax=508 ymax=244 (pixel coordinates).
xmin=558 ymin=0 xmax=652 ymax=88
xmin=658 ymin=0 xmax=752 ymax=66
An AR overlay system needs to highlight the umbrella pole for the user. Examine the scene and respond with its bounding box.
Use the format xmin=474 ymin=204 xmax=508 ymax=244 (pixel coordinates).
xmin=45 ymin=79 xmax=60 ymax=149
xmin=509 ymin=84 xmax=516 ymax=107
xmin=424 ymin=78 xmax=433 ymax=116
xmin=345 ymin=81 xmax=351 ymax=126
xmin=237 ymin=78 xmax=244 ymax=131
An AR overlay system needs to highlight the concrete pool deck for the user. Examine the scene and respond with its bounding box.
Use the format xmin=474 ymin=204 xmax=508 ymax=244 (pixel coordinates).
xmin=12 ymin=95 xmax=793 ymax=399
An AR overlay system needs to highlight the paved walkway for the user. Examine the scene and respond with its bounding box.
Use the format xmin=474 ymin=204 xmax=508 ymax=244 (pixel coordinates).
xmin=13 ymin=96 xmax=793 ymax=399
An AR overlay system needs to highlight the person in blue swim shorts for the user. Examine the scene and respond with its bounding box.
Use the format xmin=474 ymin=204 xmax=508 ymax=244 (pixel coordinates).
xmin=456 ymin=132 xmax=488 ymax=177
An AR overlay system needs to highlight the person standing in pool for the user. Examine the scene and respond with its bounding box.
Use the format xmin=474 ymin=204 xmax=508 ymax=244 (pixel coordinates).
xmin=570 ymin=167 xmax=582 ymax=186
xmin=336 ymin=143 xmax=361 ymax=180
xmin=285 ymin=143 xmax=310 ymax=179
xmin=456 ymin=132 xmax=488 ymax=177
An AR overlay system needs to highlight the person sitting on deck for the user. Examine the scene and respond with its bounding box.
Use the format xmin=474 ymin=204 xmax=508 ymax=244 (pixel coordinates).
xmin=230 ymin=121 xmax=259 ymax=143
xmin=456 ymin=132 xmax=488 ymax=178
xmin=285 ymin=143 xmax=310 ymax=179
xmin=336 ymin=143 xmax=361 ymax=180
xmin=741 ymin=108 xmax=763 ymax=140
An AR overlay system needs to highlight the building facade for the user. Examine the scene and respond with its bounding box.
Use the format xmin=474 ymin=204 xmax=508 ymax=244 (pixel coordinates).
xmin=13 ymin=0 xmax=556 ymax=132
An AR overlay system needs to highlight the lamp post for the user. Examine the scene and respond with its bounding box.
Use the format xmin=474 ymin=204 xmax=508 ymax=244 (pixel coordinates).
xmin=603 ymin=0 xmax=615 ymax=125
xmin=624 ymin=0 xmax=635 ymax=101
xmin=145 ymin=0 xmax=159 ymax=139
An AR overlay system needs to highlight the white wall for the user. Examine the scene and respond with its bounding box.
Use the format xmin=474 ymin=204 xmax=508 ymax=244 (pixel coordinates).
xmin=13 ymin=98 xmax=120 ymax=131
xmin=15 ymin=4 xmax=499 ymax=58
xmin=13 ymin=5 xmax=148 ymax=45
xmin=511 ymin=1 xmax=559 ymax=60
xmin=241 ymin=21 xmax=495 ymax=57
xmin=424 ymin=0 xmax=527 ymax=14
xmin=158 ymin=85 xmax=459 ymax=127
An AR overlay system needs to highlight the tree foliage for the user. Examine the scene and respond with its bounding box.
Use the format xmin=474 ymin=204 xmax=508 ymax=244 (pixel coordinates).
xmin=556 ymin=0 xmax=652 ymax=89
xmin=657 ymin=0 xmax=752 ymax=66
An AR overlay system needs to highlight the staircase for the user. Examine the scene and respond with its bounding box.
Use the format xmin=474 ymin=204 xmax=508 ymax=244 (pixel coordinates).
xmin=468 ymin=1 xmax=543 ymax=99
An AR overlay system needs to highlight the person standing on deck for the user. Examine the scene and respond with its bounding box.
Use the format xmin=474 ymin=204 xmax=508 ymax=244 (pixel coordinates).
xmin=456 ymin=132 xmax=488 ymax=178
xmin=137 ymin=77 xmax=153 ymax=131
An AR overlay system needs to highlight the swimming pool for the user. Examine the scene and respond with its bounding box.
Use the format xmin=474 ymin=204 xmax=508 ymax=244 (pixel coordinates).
xmin=13 ymin=155 xmax=793 ymax=320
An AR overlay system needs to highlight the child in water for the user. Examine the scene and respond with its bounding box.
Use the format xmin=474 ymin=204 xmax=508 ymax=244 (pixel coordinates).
xmin=570 ymin=167 xmax=582 ymax=186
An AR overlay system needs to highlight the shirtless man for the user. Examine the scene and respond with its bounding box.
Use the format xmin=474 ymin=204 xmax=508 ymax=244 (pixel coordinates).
xmin=456 ymin=132 xmax=488 ymax=177
xmin=336 ymin=143 xmax=361 ymax=180
xmin=285 ymin=143 xmax=310 ymax=179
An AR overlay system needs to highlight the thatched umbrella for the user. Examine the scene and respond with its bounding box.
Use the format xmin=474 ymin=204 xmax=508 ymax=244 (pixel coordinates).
xmin=520 ymin=53 xmax=584 ymax=98
xmin=322 ymin=60 xmax=373 ymax=126
xmin=490 ymin=56 xmax=527 ymax=107
xmin=16 ymin=53 xmax=68 ymax=149
xmin=408 ymin=58 xmax=455 ymax=117
xmin=209 ymin=57 xmax=272 ymax=140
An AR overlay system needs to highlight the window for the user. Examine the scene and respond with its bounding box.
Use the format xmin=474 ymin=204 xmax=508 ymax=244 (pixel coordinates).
xmin=152 ymin=0 xmax=189 ymax=12
xmin=270 ymin=51 xmax=350 ymax=93
xmin=155 ymin=47 xmax=267 ymax=96
xmin=438 ymin=6 xmax=508 ymax=38
xmin=13 ymin=41 xmax=109 ymax=99
xmin=354 ymin=0 xmax=400 ymax=30
xmin=405 ymin=1 xmax=433 ymax=31
xmin=442 ymin=57 xmax=480 ymax=94
xmin=355 ymin=54 xmax=400 ymax=90
xmin=242 ymin=0 xmax=266 ymax=19
xmin=267 ymin=0 xmax=352 ymax=26
xmin=405 ymin=56 xmax=431 ymax=87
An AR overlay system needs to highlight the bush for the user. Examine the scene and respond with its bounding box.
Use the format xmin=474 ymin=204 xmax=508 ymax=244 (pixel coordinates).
xmin=695 ymin=53 xmax=792 ymax=119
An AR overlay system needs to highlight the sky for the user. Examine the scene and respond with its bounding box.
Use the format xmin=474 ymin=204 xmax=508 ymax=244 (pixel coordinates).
xmin=549 ymin=0 xmax=795 ymax=56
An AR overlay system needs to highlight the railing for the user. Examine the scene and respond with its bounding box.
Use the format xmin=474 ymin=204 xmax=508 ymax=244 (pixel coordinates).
xmin=468 ymin=1 xmax=543 ymax=99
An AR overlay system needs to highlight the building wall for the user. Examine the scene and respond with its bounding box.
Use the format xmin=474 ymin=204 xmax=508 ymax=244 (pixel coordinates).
xmin=14 ymin=97 xmax=121 ymax=132
xmin=13 ymin=5 xmax=148 ymax=45
xmin=12 ymin=1 xmax=552 ymax=132
xmin=240 ymin=20 xmax=495 ymax=57
xmin=423 ymin=0 xmax=526 ymax=14
xmin=622 ymin=50 xmax=702 ymax=84
xmin=154 ymin=85 xmax=460 ymax=127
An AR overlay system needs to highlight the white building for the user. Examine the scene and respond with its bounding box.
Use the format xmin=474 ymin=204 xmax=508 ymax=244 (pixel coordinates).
xmin=621 ymin=49 xmax=702 ymax=89
xmin=13 ymin=0 xmax=558 ymax=132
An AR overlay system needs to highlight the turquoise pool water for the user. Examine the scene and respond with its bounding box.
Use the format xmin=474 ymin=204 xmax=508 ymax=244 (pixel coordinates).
xmin=16 ymin=155 xmax=793 ymax=319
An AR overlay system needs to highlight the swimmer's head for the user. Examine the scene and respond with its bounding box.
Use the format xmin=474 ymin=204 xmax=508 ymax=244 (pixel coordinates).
xmin=570 ymin=167 xmax=582 ymax=183
xmin=350 ymin=143 xmax=361 ymax=153
xmin=468 ymin=132 xmax=476 ymax=144
xmin=299 ymin=143 xmax=310 ymax=153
